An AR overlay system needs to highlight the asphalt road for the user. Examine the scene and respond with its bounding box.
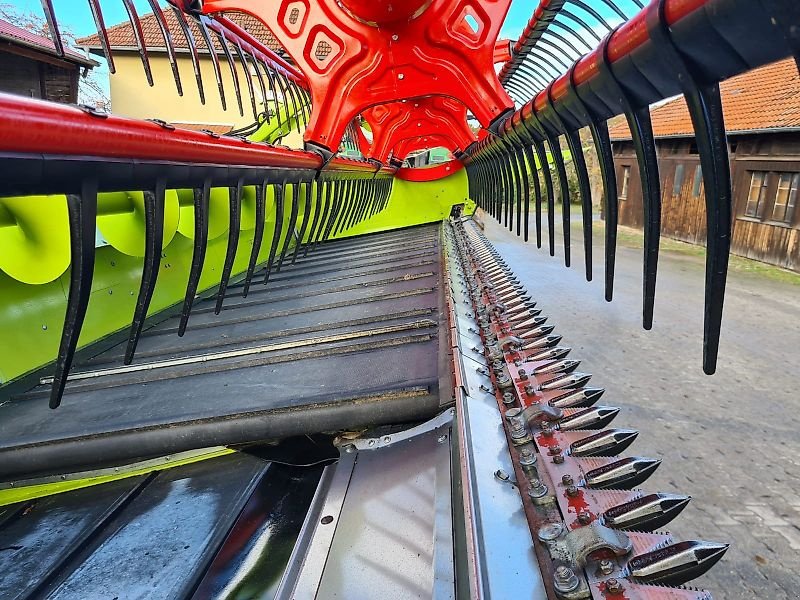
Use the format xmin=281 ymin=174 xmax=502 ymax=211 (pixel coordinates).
xmin=482 ymin=213 xmax=800 ymax=600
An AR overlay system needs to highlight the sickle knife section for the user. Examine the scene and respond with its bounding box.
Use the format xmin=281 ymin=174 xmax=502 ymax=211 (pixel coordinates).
xmin=448 ymin=217 xmax=728 ymax=598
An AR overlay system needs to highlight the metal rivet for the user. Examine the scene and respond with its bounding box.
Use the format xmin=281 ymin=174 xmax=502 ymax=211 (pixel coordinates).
xmin=566 ymin=485 xmax=579 ymax=497
xmin=438 ymin=434 xmax=448 ymax=443
xmin=562 ymin=474 xmax=574 ymax=486
xmin=42 ymin=324 xmax=47 ymax=330
xmin=578 ymin=510 xmax=592 ymax=525
xmin=398 ymin=73 xmax=404 ymax=80
xmin=321 ymin=515 xmax=334 ymax=525
xmin=553 ymin=454 xmax=565 ymax=464
xmin=494 ymin=469 xmax=510 ymax=481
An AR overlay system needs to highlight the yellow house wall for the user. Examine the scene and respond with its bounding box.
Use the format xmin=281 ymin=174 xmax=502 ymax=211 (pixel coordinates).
xmin=109 ymin=52 xmax=304 ymax=148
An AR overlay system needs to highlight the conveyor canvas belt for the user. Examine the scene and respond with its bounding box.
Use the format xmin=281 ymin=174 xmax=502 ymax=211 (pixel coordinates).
xmin=0 ymin=225 xmax=448 ymax=481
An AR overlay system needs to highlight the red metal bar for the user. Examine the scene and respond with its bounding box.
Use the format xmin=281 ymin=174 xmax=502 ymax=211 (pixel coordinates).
xmin=0 ymin=93 xmax=385 ymax=174
xmin=535 ymin=0 xmax=708 ymax=111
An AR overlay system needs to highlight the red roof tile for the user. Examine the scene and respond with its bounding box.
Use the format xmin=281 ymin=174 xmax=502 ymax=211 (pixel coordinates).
xmin=0 ymin=18 xmax=97 ymax=66
xmin=76 ymin=11 xmax=283 ymax=55
xmin=608 ymin=58 xmax=800 ymax=140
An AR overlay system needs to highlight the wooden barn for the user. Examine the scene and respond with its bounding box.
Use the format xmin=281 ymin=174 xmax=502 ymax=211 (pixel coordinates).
xmin=609 ymin=58 xmax=800 ymax=272
xmin=0 ymin=18 xmax=97 ymax=104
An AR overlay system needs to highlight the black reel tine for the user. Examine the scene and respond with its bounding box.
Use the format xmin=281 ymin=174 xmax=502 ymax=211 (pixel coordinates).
xmin=125 ymin=180 xmax=166 ymax=364
xmin=264 ymin=180 xmax=286 ymax=284
xmin=311 ymin=179 xmax=332 ymax=251
xmin=214 ymin=179 xmax=243 ymax=314
xmin=276 ymin=181 xmax=300 ymax=271
xmin=195 ymin=15 xmax=227 ymax=110
xmin=242 ymin=178 xmax=268 ymax=297
xmin=87 ymin=0 xmax=115 ymax=74
xmin=49 ymin=180 xmax=98 ymax=409
xmin=178 ymin=179 xmax=211 ymax=336
xmin=233 ymin=39 xmax=259 ymax=119
xmin=170 ymin=3 xmax=205 ymax=105
xmin=598 ymin=30 xmax=661 ymax=330
xmin=291 ymin=180 xmax=313 ymax=263
xmin=647 ymin=0 xmax=734 ymax=372
xmin=213 ymin=24 xmax=244 ymax=117
xmin=543 ymin=88 xmax=572 ymax=268
xmin=248 ymin=49 xmax=268 ymax=117
xmin=564 ymin=127 xmax=593 ymax=281
xmin=524 ymin=144 xmax=542 ymax=247
xmin=122 ymin=0 xmax=153 ymax=87
xmin=39 ymin=0 xmax=64 ymax=58
xmin=147 ymin=0 xmax=182 ymax=96
xmin=260 ymin=59 xmax=283 ymax=126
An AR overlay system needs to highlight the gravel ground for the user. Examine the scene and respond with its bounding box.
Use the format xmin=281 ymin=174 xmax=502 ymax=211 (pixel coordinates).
xmin=482 ymin=213 xmax=800 ymax=600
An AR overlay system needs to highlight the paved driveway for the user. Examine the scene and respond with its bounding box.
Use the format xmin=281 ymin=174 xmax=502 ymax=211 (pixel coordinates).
xmin=482 ymin=215 xmax=800 ymax=600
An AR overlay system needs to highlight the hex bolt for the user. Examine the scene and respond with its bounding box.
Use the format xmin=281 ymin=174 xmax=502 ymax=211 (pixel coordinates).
xmin=519 ymin=448 xmax=537 ymax=468
xmin=566 ymin=485 xmax=579 ymax=497
xmin=518 ymin=368 xmax=529 ymax=380
xmin=502 ymin=392 xmax=515 ymax=406
xmin=524 ymin=384 xmax=536 ymax=395
xmin=599 ymin=559 xmax=615 ymax=576
xmin=562 ymin=474 xmax=574 ymax=486
xmin=605 ymin=578 xmax=624 ymax=594
xmin=542 ymin=426 xmax=554 ymax=438
xmin=578 ymin=511 xmax=592 ymax=525
xmin=553 ymin=565 xmax=580 ymax=594
xmin=548 ymin=445 xmax=562 ymax=456
xmin=528 ymin=478 xmax=548 ymax=501
xmin=553 ymin=454 xmax=565 ymax=464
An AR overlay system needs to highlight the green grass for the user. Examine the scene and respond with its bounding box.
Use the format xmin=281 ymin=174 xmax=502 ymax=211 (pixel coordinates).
xmin=584 ymin=220 xmax=800 ymax=286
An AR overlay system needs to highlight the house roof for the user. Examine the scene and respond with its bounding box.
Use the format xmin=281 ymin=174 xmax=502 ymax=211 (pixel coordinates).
xmin=76 ymin=10 xmax=283 ymax=56
xmin=0 ymin=18 xmax=97 ymax=68
xmin=609 ymin=58 xmax=800 ymax=140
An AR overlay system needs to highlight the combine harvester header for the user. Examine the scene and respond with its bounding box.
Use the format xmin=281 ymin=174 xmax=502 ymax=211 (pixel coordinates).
xmin=0 ymin=0 xmax=797 ymax=598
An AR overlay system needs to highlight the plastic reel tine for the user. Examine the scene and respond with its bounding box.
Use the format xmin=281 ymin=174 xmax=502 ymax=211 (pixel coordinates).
xmin=232 ymin=39 xmax=258 ymax=119
xmin=125 ymin=180 xmax=166 ymax=364
xmin=147 ymin=0 xmax=182 ymax=95
xmin=570 ymin=0 xmax=615 ymax=32
xmin=312 ymin=179 xmax=332 ymax=250
xmin=49 ymin=180 xmax=98 ymax=409
xmin=291 ymin=181 xmax=313 ymax=264
xmin=261 ymin=60 xmax=282 ymax=126
xmin=566 ymin=128 xmax=593 ymax=281
xmin=264 ymin=180 xmax=286 ymax=284
xmin=122 ymin=0 xmax=153 ymax=86
xmin=302 ymin=179 xmax=322 ymax=257
xmin=565 ymin=62 xmax=618 ymax=299
xmin=213 ymin=25 xmax=243 ymax=117
xmin=196 ymin=15 xmax=226 ymax=110
xmin=514 ymin=146 xmax=528 ymax=238
xmin=523 ymin=144 xmax=541 ymax=246
xmin=276 ymin=182 xmax=299 ymax=271
xmin=247 ymin=50 xmax=268 ymax=117
xmin=547 ymin=134 xmax=570 ymax=267
xmin=39 ymin=0 xmax=64 ymax=58
xmin=243 ymin=178 xmax=267 ymax=297
xmin=170 ymin=4 xmax=205 ymax=105
xmin=214 ymin=179 xmax=243 ymax=314
xmin=88 ymin=0 xmax=115 ymax=74
xmin=598 ymin=31 xmax=660 ymax=330
xmin=179 ymin=179 xmax=211 ymax=336
xmin=320 ymin=179 xmax=337 ymax=243
xmin=647 ymin=0 xmax=732 ymax=371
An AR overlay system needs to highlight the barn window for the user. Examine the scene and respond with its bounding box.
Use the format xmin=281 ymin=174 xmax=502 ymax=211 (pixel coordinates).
xmin=692 ymin=165 xmax=703 ymax=197
xmin=619 ymin=166 xmax=630 ymax=201
xmin=673 ymin=164 xmax=685 ymax=195
xmin=744 ymin=171 xmax=769 ymax=218
xmin=771 ymin=172 xmax=798 ymax=224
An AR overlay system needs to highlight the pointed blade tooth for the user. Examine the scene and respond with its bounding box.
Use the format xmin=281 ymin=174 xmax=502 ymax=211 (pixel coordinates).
xmin=532 ymin=358 xmax=581 ymax=376
xmin=585 ymin=457 xmax=661 ymax=489
xmin=514 ymin=315 xmax=549 ymax=330
xmin=508 ymin=307 xmax=542 ymax=324
xmin=604 ymin=493 xmax=691 ymax=532
xmin=519 ymin=324 xmax=556 ymax=340
xmin=521 ymin=334 xmax=562 ymax=351
xmin=539 ymin=371 xmax=591 ymax=391
xmin=569 ymin=429 xmax=638 ymax=457
xmin=559 ymin=406 xmax=620 ymax=430
xmin=628 ymin=540 xmax=729 ymax=587
xmin=525 ymin=346 xmax=571 ymax=362
xmin=549 ymin=387 xmax=605 ymax=408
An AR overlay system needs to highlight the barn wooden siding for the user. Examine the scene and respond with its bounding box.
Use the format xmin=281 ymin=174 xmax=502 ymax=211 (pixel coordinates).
xmin=0 ymin=50 xmax=79 ymax=103
xmin=612 ymin=133 xmax=800 ymax=272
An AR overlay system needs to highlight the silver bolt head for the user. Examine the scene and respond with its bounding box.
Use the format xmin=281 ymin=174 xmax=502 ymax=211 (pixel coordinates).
xmin=538 ymin=522 xmax=564 ymax=542
xmin=553 ymin=566 xmax=580 ymax=593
